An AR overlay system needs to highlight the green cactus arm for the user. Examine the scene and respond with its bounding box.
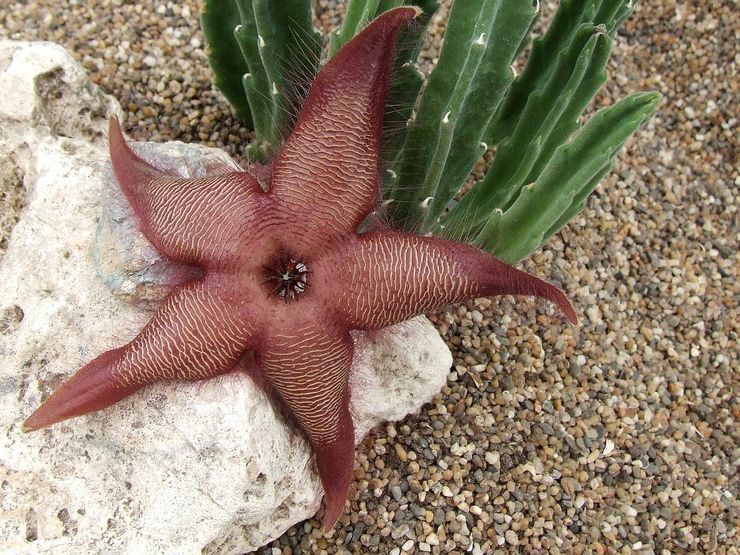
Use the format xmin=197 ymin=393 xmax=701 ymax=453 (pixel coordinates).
xmin=442 ymin=24 xmax=610 ymax=236
xmin=387 ymin=0 xmax=536 ymax=228
xmin=521 ymin=29 xmax=612 ymax=187
xmin=231 ymin=0 xmax=273 ymax=143
xmin=486 ymin=0 xmax=634 ymax=146
xmin=251 ymin=0 xmax=322 ymax=145
xmin=200 ymin=0 xmax=252 ymax=123
xmin=203 ymin=0 xmax=321 ymax=148
xmin=386 ymin=0 xmax=498 ymax=213
xmin=241 ymin=71 xmax=272 ymax=151
xmin=539 ymin=164 xmax=612 ymax=243
xmin=596 ymin=0 xmax=636 ymax=34
xmin=381 ymin=1 xmax=439 ymax=168
xmin=422 ymin=1 xmax=538 ymax=228
xmin=475 ymin=91 xmax=660 ymax=264
xmin=381 ymin=62 xmax=425 ymax=165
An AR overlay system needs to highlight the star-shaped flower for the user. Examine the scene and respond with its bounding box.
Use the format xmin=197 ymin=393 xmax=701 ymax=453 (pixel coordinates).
xmin=24 ymin=8 xmax=576 ymax=528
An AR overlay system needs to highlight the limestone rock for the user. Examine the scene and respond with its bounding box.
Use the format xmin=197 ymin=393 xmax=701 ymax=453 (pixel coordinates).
xmin=0 ymin=41 xmax=452 ymax=554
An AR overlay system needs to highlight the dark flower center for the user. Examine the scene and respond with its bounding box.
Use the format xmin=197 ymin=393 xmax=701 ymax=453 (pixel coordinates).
xmin=264 ymin=255 xmax=310 ymax=303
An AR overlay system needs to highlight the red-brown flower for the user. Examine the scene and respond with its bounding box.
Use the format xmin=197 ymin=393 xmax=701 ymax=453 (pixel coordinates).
xmin=24 ymin=8 xmax=576 ymax=529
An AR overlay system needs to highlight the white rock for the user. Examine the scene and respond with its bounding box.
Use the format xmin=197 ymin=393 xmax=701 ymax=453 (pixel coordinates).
xmin=0 ymin=41 xmax=452 ymax=554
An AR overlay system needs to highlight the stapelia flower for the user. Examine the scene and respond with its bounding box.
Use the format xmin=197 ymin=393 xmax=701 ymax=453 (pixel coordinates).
xmin=25 ymin=8 xmax=576 ymax=528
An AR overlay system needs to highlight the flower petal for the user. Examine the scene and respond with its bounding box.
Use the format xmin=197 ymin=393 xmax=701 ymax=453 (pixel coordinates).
xmin=269 ymin=8 xmax=419 ymax=249
xmin=325 ymin=230 xmax=577 ymax=329
xmin=257 ymin=324 xmax=356 ymax=530
xmin=24 ymin=280 xmax=258 ymax=431
xmin=109 ymin=117 xmax=264 ymax=268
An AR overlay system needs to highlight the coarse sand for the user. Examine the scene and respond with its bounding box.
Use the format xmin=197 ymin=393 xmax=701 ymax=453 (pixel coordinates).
xmin=0 ymin=1 xmax=737 ymax=553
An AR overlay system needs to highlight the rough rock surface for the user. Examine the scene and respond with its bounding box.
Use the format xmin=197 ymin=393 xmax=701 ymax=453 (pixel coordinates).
xmin=0 ymin=41 xmax=452 ymax=554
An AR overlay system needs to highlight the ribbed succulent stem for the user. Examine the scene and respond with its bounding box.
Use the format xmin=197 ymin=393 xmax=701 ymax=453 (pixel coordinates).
xmin=202 ymin=0 xmax=321 ymax=151
xmin=476 ymin=92 xmax=660 ymax=263
xmin=380 ymin=1 xmax=439 ymax=165
xmin=387 ymin=0 xmax=536 ymax=229
xmin=382 ymin=61 xmax=425 ymax=163
xmin=200 ymin=0 xmax=252 ymax=123
xmin=233 ymin=3 xmax=271 ymax=139
xmin=485 ymin=0 xmax=635 ymax=146
xmin=443 ymin=24 xmax=612 ymax=236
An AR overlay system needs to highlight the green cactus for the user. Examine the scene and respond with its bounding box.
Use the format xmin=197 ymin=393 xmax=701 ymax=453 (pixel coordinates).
xmin=442 ymin=23 xmax=614 ymax=238
xmin=200 ymin=0 xmax=252 ymax=123
xmin=485 ymin=0 xmax=635 ymax=147
xmin=476 ymin=91 xmax=660 ymax=263
xmin=201 ymin=0 xmax=322 ymax=151
xmin=386 ymin=0 xmax=538 ymax=229
xmin=201 ymin=0 xmax=658 ymax=263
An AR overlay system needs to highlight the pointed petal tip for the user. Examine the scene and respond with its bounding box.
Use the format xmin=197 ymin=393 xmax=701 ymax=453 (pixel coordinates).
xmin=22 ymin=395 xmax=71 ymax=432
xmin=108 ymin=114 xmax=126 ymax=159
xmin=312 ymin=427 xmax=355 ymax=533
xmin=22 ymin=396 xmax=73 ymax=433
xmin=547 ymin=285 xmax=578 ymax=325
xmin=396 ymin=5 xmax=422 ymax=19
xmin=389 ymin=6 xmax=422 ymax=26
xmin=320 ymin=485 xmax=349 ymax=532
xmin=21 ymin=347 xmax=140 ymax=434
xmin=108 ymin=114 xmax=123 ymax=143
xmin=316 ymin=460 xmax=351 ymax=531
xmin=560 ymin=295 xmax=578 ymax=326
xmin=22 ymin=411 xmax=49 ymax=433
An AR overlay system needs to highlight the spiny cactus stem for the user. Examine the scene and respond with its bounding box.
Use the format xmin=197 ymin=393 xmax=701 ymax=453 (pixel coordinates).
xmin=540 ymin=163 xmax=612 ymax=240
xmin=388 ymin=0 xmax=536 ymax=229
xmin=522 ymin=32 xmax=612 ymax=186
xmin=416 ymin=108 xmax=454 ymax=226
xmin=476 ymin=91 xmax=659 ymax=263
xmin=386 ymin=168 xmax=398 ymax=189
xmin=421 ymin=30 xmax=489 ymax=226
xmin=445 ymin=26 xmax=607 ymax=234
xmin=359 ymin=0 xmax=382 ymax=27
xmin=200 ymin=0 xmax=252 ymax=122
xmin=242 ymin=72 xmax=272 ymax=144
xmin=485 ymin=0 xmax=635 ymax=146
xmin=254 ymin=26 xmax=282 ymax=144
xmin=232 ymin=3 xmax=273 ymax=142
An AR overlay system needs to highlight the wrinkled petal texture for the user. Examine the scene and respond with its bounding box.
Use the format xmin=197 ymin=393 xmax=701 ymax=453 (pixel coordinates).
xmin=258 ymin=323 xmax=355 ymax=528
xmin=327 ymin=231 xmax=577 ymax=330
xmin=109 ymin=117 xmax=265 ymax=268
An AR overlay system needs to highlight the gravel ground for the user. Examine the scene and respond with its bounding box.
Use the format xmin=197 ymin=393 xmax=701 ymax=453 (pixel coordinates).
xmin=1 ymin=1 xmax=737 ymax=553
